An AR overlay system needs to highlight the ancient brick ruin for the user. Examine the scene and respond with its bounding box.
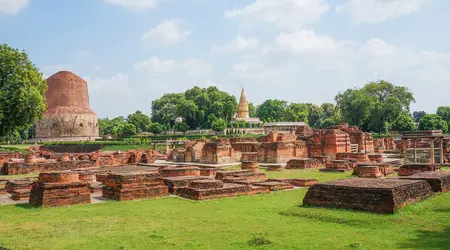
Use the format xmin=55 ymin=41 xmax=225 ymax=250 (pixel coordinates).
xmin=29 ymin=171 xmax=91 ymax=207
xmin=398 ymin=164 xmax=441 ymax=176
xmin=393 ymin=171 xmax=450 ymax=192
xmin=200 ymin=139 xmax=241 ymax=164
xmin=34 ymin=71 xmax=99 ymax=141
xmin=1 ymin=148 xmax=156 ymax=175
xmin=303 ymin=178 xmax=434 ymax=213
xmin=102 ymin=171 xmax=168 ymax=201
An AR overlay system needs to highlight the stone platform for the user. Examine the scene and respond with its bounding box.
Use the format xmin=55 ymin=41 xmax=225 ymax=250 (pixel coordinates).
xmin=268 ymin=178 xmax=318 ymax=187
xmin=398 ymin=164 xmax=441 ymax=176
xmin=175 ymin=179 xmax=269 ymax=200
xmin=393 ymin=171 xmax=450 ymax=192
xmin=163 ymin=176 xmax=212 ymax=193
xmin=303 ymin=178 xmax=434 ymax=213
xmin=29 ymin=172 xmax=91 ymax=207
xmin=285 ymin=158 xmax=323 ymax=169
xmin=102 ymin=172 xmax=168 ymax=201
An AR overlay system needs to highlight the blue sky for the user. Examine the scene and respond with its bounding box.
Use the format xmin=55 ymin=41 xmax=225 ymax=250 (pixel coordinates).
xmin=1 ymin=0 xmax=449 ymax=118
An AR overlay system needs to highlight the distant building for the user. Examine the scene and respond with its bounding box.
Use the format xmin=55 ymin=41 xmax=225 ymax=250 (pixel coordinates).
xmin=263 ymin=122 xmax=306 ymax=134
xmin=233 ymin=88 xmax=260 ymax=124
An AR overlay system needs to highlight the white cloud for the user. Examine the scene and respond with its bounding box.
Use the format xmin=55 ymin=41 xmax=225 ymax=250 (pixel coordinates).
xmin=0 ymin=0 xmax=29 ymax=15
xmin=336 ymin=0 xmax=430 ymax=23
xmin=211 ymin=35 xmax=260 ymax=53
xmin=104 ymin=0 xmax=158 ymax=11
xmin=224 ymin=0 xmax=329 ymax=30
xmin=269 ymin=29 xmax=349 ymax=55
xmin=141 ymin=20 xmax=191 ymax=44
xmin=134 ymin=57 xmax=212 ymax=77
xmin=134 ymin=57 xmax=213 ymax=94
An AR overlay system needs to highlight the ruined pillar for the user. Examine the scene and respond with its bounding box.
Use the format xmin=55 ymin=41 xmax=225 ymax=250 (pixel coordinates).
xmin=402 ymin=138 xmax=407 ymax=164
xmin=440 ymin=138 xmax=444 ymax=164
xmin=413 ymin=139 xmax=417 ymax=163
xmin=430 ymin=138 xmax=435 ymax=164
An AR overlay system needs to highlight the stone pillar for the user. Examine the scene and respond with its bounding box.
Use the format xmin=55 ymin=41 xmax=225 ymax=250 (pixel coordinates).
xmin=413 ymin=139 xmax=417 ymax=163
xmin=402 ymin=138 xmax=407 ymax=164
xmin=440 ymin=138 xmax=444 ymax=164
xmin=430 ymin=138 xmax=435 ymax=164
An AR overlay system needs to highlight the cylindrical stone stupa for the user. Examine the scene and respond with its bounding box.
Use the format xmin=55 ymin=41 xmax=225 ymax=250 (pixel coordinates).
xmin=34 ymin=71 xmax=100 ymax=141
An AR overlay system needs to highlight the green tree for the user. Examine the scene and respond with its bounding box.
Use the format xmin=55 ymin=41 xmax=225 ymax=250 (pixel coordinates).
xmin=0 ymin=44 xmax=48 ymax=136
xmin=419 ymin=114 xmax=448 ymax=132
xmin=286 ymin=103 xmax=309 ymax=123
xmin=390 ymin=112 xmax=416 ymax=132
xmin=413 ymin=111 xmax=426 ymax=123
xmin=127 ymin=110 xmax=152 ymax=133
xmin=122 ymin=124 xmax=137 ymax=137
xmin=436 ymin=106 xmax=450 ymax=126
xmin=307 ymin=104 xmax=324 ymax=128
xmin=174 ymin=122 xmax=189 ymax=135
xmin=211 ymin=118 xmax=227 ymax=134
xmin=336 ymin=80 xmax=415 ymax=133
xmin=148 ymin=122 xmax=163 ymax=134
xmin=256 ymin=99 xmax=288 ymax=122
xmin=248 ymin=103 xmax=257 ymax=118
xmin=151 ymin=93 xmax=184 ymax=126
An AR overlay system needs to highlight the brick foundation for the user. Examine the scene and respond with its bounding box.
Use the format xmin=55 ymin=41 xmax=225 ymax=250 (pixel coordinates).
xmin=303 ymin=178 xmax=434 ymax=213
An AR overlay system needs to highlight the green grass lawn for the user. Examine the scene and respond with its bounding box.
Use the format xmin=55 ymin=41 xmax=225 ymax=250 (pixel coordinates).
xmin=0 ymin=173 xmax=39 ymax=179
xmin=1 ymin=169 xmax=449 ymax=250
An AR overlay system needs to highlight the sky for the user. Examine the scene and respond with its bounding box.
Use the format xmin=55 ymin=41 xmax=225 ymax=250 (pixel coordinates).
xmin=1 ymin=0 xmax=449 ymax=118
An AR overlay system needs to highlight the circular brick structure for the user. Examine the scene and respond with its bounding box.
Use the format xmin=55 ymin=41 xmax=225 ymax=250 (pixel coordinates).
xmin=39 ymin=171 xmax=80 ymax=183
xmin=241 ymin=161 xmax=259 ymax=172
xmin=34 ymin=71 xmax=99 ymax=141
xmin=188 ymin=180 xmax=224 ymax=190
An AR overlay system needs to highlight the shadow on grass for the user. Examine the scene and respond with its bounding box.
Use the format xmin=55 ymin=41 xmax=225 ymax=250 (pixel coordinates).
xmin=14 ymin=203 xmax=36 ymax=209
xmin=399 ymin=227 xmax=450 ymax=249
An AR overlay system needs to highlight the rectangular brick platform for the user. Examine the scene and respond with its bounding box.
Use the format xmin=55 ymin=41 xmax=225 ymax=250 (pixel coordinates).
xmin=29 ymin=172 xmax=92 ymax=207
xmin=102 ymin=172 xmax=168 ymax=201
xmin=2 ymin=160 xmax=95 ymax=175
xmin=6 ymin=180 xmax=32 ymax=201
xmin=252 ymin=181 xmax=294 ymax=191
xmin=268 ymin=178 xmax=318 ymax=187
xmin=303 ymin=178 xmax=434 ymax=213
xmin=398 ymin=164 xmax=441 ymax=176
xmin=175 ymin=182 xmax=269 ymax=200
xmin=393 ymin=171 xmax=450 ymax=192
xmin=163 ymin=176 xmax=213 ymax=193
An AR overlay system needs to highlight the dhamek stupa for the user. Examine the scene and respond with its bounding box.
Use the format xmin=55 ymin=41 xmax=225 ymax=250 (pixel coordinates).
xmin=34 ymin=71 xmax=100 ymax=141
xmin=233 ymin=88 xmax=260 ymax=124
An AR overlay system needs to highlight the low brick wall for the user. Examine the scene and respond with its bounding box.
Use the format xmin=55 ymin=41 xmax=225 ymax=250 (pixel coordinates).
xmin=285 ymin=158 xmax=322 ymax=169
xmin=2 ymin=160 xmax=96 ymax=175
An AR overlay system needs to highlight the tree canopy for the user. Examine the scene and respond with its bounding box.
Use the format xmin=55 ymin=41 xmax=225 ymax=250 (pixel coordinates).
xmin=127 ymin=111 xmax=152 ymax=133
xmin=151 ymin=86 xmax=238 ymax=130
xmin=336 ymin=80 xmax=415 ymax=133
xmin=0 ymin=44 xmax=47 ymax=136
xmin=419 ymin=114 xmax=448 ymax=132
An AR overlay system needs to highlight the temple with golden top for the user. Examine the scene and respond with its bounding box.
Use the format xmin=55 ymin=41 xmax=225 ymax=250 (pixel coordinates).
xmin=233 ymin=88 xmax=260 ymax=123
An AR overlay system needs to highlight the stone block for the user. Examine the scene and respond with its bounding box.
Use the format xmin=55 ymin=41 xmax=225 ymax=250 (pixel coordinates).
xmin=398 ymin=164 xmax=441 ymax=176
xmin=393 ymin=171 xmax=450 ymax=192
xmin=268 ymin=178 xmax=318 ymax=187
xmin=303 ymin=178 xmax=434 ymax=213
xmin=285 ymin=158 xmax=322 ymax=169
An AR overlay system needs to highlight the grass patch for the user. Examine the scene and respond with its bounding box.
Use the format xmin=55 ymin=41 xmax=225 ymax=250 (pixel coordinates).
xmin=0 ymin=173 xmax=39 ymax=179
xmin=0 ymin=169 xmax=449 ymax=249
